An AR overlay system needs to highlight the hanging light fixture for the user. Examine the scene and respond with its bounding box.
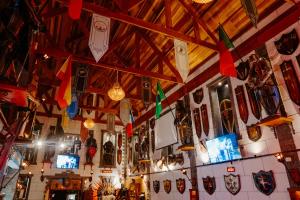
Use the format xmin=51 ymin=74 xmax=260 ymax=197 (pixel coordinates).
xmin=108 ymin=70 xmax=125 ymax=101
xmin=193 ymin=0 xmax=214 ymax=3
xmin=84 ymin=118 xmax=95 ymax=129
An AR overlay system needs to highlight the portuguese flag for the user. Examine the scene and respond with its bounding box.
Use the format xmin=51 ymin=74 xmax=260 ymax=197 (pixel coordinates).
xmin=218 ymin=25 xmax=237 ymax=77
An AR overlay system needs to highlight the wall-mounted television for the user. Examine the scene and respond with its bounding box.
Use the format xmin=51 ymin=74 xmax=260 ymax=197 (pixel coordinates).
xmin=206 ymin=134 xmax=241 ymax=163
xmin=56 ymin=154 xmax=80 ymax=169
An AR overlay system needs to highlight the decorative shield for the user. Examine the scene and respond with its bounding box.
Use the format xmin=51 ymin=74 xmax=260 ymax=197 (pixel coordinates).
xmin=118 ymin=133 xmax=122 ymax=148
xmin=200 ymin=104 xmax=209 ymax=136
xmin=224 ymin=174 xmax=241 ymax=195
xmin=176 ymin=178 xmax=186 ymax=194
xmin=280 ymin=60 xmax=300 ymax=106
xmin=193 ymin=88 xmax=204 ymax=104
xmin=150 ymin=118 xmax=155 ymax=130
xmin=163 ymin=179 xmax=172 ymax=194
xmin=275 ymin=29 xmax=299 ymax=55
xmin=89 ymin=14 xmax=110 ymax=62
xmin=245 ymin=84 xmax=261 ymax=120
xmin=151 ymin=130 xmax=155 ymax=153
xmin=193 ymin=108 xmax=202 ymax=139
xmin=257 ymin=77 xmax=281 ymax=116
xmin=252 ymin=170 xmax=276 ymax=195
xmin=220 ymin=99 xmax=235 ymax=133
xmin=247 ymin=124 xmax=262 ymax=142
xmin=117 ymin=149 xmax=122 ymax=165
xmin=235 ymin=85 xmax=249 ymax=124
xmin=236 ymin=60 xmax=250 ymax=80
xmin=202 ymin=176 xmax=216 ymax=195
xmin=153 ymin=180 xmax=160 ymax=193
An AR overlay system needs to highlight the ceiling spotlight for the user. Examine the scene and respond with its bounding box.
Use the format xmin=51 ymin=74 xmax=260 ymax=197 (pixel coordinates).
xmin=43 ymin=54 xmax=49 ymax=59
xmin=225 ymin=84 xmax=229 ymax=88
xmin=42 ymin=98 xmax=46 ymax=102
xmin=37 ymin=141 xmax=43 ymax=146
xmin=140 ymin=174 xmax=144 ymax=179
xmin=60 ymin=143 xmax=65 ymax=149
xmin=218 ymin=82 xmax=222 ymax=86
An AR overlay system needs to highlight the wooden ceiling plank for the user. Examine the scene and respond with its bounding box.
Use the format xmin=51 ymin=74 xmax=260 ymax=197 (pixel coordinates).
xmin=135 ymin=32 xmax=141 ymax=68
xmin=177 ymin=0 xmax=218 ymax=44
xmin=58 ymin=0 xmax=217 ymax=50
xmin=138 ymin=31 xmax=183 ymax=82
xmin=41 ymin=7 xmax=68 ymax=19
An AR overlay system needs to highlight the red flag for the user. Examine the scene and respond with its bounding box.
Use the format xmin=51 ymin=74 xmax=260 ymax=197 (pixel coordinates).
xmin=68 ymin=0 xmax=82 ymax=20
xmin=126 ymin=111 xmax=134 ymax=137
xmin=219 ymin=42 xmax=237 ymax=77
xmin=55 ymin=56 xmax=72 ymax=109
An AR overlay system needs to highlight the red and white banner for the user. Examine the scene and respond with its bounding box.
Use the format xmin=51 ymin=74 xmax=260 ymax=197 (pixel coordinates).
xmin=89 ymin=14 xmax=110 ymax=62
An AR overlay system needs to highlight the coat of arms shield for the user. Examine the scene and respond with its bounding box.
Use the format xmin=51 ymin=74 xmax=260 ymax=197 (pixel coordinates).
xmin=275 ymin=29 xmax=299 ymax=55
xmin=153 ymin=180 xmax=160 ymax=193
xmin=224 ymin=174 xmax=241 ymax=195
xmin=193 ymin=88 xmax=204 ymax=104
xmin=163 ymin=179 xmax=172 ymax=194
xmin=176 ymin=178 xmax=185 ymax=194
xmin=247 ymin=124 xmax=262 ymax=142
xmin=252 ymin=170 xmax=276 ymax=195
xmin=202 ymin=176 xmax=216 ymax=195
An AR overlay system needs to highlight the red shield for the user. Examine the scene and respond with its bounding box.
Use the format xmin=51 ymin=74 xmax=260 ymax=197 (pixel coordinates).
xmin=200 ymin=104 xmax=209 ymax=137
xmin=193 ymin=108 xmax=202 ymax=139
xmin=235 ymin=85 xmax=249 ymax=124
xmin=280 ymin=60 xmax=300 ymax=106
xmin=117 ymin=149 xmax=122 ymax=165
xmin=176 ymin=178 xmax=186 ymax=194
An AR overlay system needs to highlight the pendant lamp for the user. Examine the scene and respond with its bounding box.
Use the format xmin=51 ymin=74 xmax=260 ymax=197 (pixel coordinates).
xmin=193 ymin=0 xmax=213 ymax=3
xmin=84 ymin=118 xmax=95 ymax=129
xmin=108 ymin=70 xmax=125 ymax=101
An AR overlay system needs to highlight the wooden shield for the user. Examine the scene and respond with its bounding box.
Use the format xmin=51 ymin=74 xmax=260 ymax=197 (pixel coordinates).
xmin=200 ymin=104 xmax=209 ymax=136
xmin=252 ymin=170 xmax=276 ymax=195
xmin=118 ymin=133 xmax=122 ymax=148
xmin=236 ymin=60 xmax=250 ymax=80
xmin=280 ymin=60 xmax=300 ymax=106
xmin=176 ymin=178 xmax=186 ymax=194
xmin=150 ymin=118 xmax=155 ymax=129
xmin=257 ymin=77 xmax=281 ymax=116
xmin=202 ymin=176 xmax=216 ymax=195
xmin=247 ymin=124 xmax=262 ymax=142
xmin=153 ymin=180 xmax=160 ymax=193
xmin=117 ymin=149 xmax=122 ymax=165
xmin=193 ymin=108 xmax=202 ymax=139
xmin=220 ymin=99 xmax=235 ymax=133
xmin=224 ymin=174 xmax=241 ymax=195
xmin=163 ymin=179 xmax=172 ymax=194
xmin=245 ymin=83 xmax=261 ymax=120
xmin=193 ymin=88 xmax=204 ymax=104
xmin=235 ymin=85 xmax=249 ymax=124
xmin=275 ymin=29 xmax=299 ymax=55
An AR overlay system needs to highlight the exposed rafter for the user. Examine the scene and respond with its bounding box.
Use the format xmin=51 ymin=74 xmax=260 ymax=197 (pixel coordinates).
xmin=57 ymin=0 xmax=218 ymax=50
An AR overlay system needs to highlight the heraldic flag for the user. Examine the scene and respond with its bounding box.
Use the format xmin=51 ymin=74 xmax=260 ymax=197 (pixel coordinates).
xmin=155 ymin=81 xmax=166 ymax=119
xmin=55 ymin=56 xmax=72 ymax=109
xmin=218 ymin=25 xmax=237 ymax=77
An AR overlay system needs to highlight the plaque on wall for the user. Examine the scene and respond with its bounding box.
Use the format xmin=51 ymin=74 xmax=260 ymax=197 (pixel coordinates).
xmin=224 ymin=174 xmax=241 ymax=195
xmin=252 ymin=170 xmax=276 ymax=195
xmin=100 ymin=130 xmax=116 ymax=168
xmin=200 ymin=104 xmax=209 ymax=137
xmin=275 ymin=29 xmax=299 ymax=55
xmin=202 ymin=176 xmax=216 ymax=195
xmin=280 ymin=60 xmax=300 ymax=106
xmin=193 ymin=108 xmax=202 ymax=139
xmin=245 ymin=83 xmax=261 ymax=120
xmin=235 ymin=85 xmax=249 ymax=124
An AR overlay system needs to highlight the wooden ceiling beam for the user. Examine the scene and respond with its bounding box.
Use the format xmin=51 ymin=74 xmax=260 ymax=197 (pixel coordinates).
xmin=38 ymin=48 xmax=180 ymax=83
xmin=41 ymin=7 xmax=68 ymax=19
xmin=57 ymin=0 xmax=218 ymax=50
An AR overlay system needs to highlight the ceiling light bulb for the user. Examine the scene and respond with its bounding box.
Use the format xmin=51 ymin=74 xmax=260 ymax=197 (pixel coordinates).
xmin=193 ymin=0 xmax=214 ymax=3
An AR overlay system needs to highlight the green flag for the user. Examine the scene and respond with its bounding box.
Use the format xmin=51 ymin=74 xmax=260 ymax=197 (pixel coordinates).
xmin=155 ymin=82 xmax=166 ymax=119
xmin=219 ymin=24 xmax=234 ymax=49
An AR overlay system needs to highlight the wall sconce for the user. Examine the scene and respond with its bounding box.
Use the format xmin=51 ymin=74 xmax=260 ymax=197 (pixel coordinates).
xmin=181 ymin=169 xmax=192 ymax=184
xmin=40 ymin=168 xmax=44 ymax=182
xmin=275 ymin=153 xmax=285 ymax=163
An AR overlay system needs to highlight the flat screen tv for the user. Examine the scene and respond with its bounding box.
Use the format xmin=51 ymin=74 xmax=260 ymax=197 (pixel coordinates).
xmin=206 ymin=134 xmax=241 ymax=163
xmin=56 ymin=154 xmax=80 ymax=169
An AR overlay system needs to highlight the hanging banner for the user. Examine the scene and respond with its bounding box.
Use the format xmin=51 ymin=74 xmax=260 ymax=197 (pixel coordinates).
xmin=120 ymin=98 xmax=131 ymax=125
xmin=89 ymin=14 xmax=110 ymax=62
xmin=107 ymin=113 xmax=115 ymax=131
xmin=234 ymin=85 xmax=249 ymax=124
xmin=174 ymin=39 xmax=189 ymax=82
xmin=240 ymin=0 xmax=258 ymax=28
